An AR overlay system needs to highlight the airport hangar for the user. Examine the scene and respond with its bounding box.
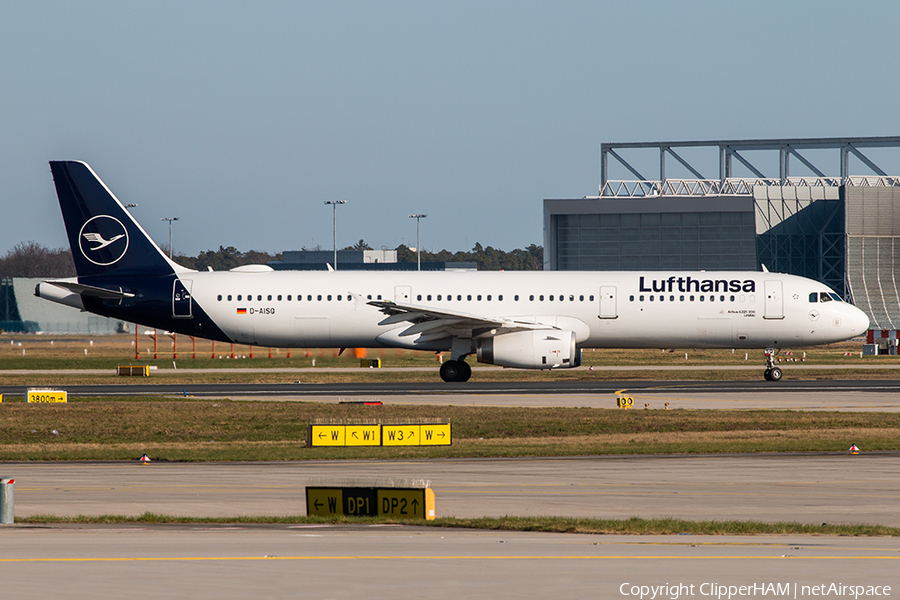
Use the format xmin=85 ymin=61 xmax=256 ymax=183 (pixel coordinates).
xmin=543 ymin=136 xmax=900 ymax=351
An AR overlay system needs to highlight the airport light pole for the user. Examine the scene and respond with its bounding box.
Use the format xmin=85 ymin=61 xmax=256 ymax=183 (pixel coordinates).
xmin=324 ymin=200 xmax=346 ymax=270
xmin=160 ymin=217 xmax=179 ymax=259
xmin=409 ymin=214 xmax=427 ymax=271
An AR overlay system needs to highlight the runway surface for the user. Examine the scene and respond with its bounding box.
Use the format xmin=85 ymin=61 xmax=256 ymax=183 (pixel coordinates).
xmin=1 ymin=526 xmax=897 ymax=599
xmin=6 ymin=453 xmax=900 ymax=525
xmin=5 ymin=378 xmax=900 ymax=411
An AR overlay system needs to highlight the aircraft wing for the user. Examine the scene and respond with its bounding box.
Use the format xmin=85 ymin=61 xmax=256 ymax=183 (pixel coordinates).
xmin=367 ymin=300 xmax=554 ymax=343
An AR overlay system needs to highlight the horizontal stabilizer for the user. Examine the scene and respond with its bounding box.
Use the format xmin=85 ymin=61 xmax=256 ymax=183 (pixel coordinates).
xmin=44 ymin=280 xmax=135 ymax=299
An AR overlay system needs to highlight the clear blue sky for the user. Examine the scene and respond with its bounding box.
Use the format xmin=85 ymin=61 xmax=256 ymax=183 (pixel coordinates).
xmin=2 ymin=1 xmax=899 ymax=257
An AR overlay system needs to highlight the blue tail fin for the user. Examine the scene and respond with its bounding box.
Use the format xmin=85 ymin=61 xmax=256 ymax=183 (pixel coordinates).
xmin=49 ymin=161 xmax=180 ymax=279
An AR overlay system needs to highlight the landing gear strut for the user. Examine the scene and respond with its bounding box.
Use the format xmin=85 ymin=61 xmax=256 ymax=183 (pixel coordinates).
xmin=440 ymin=359 xmax=472 ymax=382
xmin=763 ymin=348 xmax=783 ymax=382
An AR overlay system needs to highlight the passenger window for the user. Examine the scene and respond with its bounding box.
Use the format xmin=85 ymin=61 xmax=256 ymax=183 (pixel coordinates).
xmin=426 ymin=295 xmax=431 ymax=301
xmin=227 ymin=295 xmax=232 ymax=301
xmin=690 ymin=295 xmax=695 ymax=301
xmin=514 ymin=295 xmax=519 ymax=301
xmin=487 ymin=295 xmax=491 ymax=301
xmin=679 ymin=295 xmax=684 ymax=301
xmin=467 ymin=295 xmax=472 ymax=301
xmin=729 ymin=295 xmax=734 ymax=302
xmin=720 ymin=295 xmax=725 ymax=302
xmin=217 ymin=295 xmax=222 ymax=301
xmin=589 ymin=295 xmax=594 ymax=301
xmin=699 ymin=296 xmax=704 ymax=302
xmin=639 ymin=295 xmax=644 ymax=301
xmin=629 ymin=295 xmax=634 ymax=301
xmin=307 ymin=295 xmax=312 ymax=301
xmin=287 ymin=295 xmax=292 ymax=301
xmin=327 ymin=295 xmax=332 ymax=301
xmin=579 ymin=295 xmax=584 ymax=301
xmin=477 ymin=295 xmax=482 ymax=301
xmin=367 ymin=295 xmax=372 ymax=300
xmin=498 ymin=295 xmax=503 ymax=301
xmin=417 ymin=295 xmax=422 ymax=301
xmin=337 ymin=295 xmax=342 ymax=301
xmin=317 ymin=295 xmax=322 ymax=301
xmin=658 ymin=295 xmax=664 ymax=302
xmin=437 ymin=294 xmax=442 ymax=301
xmin=237 ymin=295 xmax=242 ymax=301
xmin=267 ymin=295 xmax=272 ymax=301
xmin=529 ymin=295 xmax=534 ymax=301
xmin=549 ymin=295 xmax=554 ymax=301
xmin=670 ymin=295 xmax=675 ymax=302
xmin=457 ymin=295 xmax=462 ymax=301
xmin=377 ymin=294 xmax=382 ymax=300
xmin=539 ymin=295 xmax=544 ymax=301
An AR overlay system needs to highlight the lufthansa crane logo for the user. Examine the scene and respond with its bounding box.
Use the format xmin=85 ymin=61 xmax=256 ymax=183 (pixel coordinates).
xmin=79 ymin=215 xmax=129 ymax=266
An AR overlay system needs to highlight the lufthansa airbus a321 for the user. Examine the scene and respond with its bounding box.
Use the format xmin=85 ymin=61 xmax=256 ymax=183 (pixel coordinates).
xmin=36 ymin=161 xmax=870 ymax=382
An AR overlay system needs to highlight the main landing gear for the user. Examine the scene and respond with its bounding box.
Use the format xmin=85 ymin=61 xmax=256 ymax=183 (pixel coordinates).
xmin=763 ymin=348 xmax=783 ymax=382
xmin=440 ymin=359 xmax=472 ymax=382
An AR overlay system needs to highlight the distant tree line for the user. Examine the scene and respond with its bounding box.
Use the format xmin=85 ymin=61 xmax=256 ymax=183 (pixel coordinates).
xmin=0 ymin=241 xmax=543 ymax=277
xmin=396 ymin=242 xmax=543 ymax=271
xmin=0 ymin=241 xmax=75 ymax=278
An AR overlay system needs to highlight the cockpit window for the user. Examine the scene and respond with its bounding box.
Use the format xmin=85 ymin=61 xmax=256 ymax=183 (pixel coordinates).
xmin=811 ymin=291 xmax=842 ymax=303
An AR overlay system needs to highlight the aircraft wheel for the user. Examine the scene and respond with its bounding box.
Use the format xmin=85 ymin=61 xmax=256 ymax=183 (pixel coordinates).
xmin=764 ymin=369 xmax=772 ymax=381
xmin=459 ymin=360 xmax=472 ymax=382
xmin=440 ymin=360 xmax=464 ymax=382
xmin=768 ymin=366 xmax=783 ymax=381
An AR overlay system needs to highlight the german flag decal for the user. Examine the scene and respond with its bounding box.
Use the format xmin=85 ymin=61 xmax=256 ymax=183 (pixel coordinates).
xmin=236 ymin=308 xmax=247 ymax=315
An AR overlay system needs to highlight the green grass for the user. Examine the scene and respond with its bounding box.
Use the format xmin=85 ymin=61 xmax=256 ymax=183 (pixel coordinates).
xmin=16 ymin=512 xmax=900 ymax=536
xmin=1 ymin=398 xmax=898 ymax=460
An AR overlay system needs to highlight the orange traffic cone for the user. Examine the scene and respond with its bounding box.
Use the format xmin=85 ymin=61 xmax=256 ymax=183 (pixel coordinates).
xmin=849 ymin=444 xmax=860 ymax=455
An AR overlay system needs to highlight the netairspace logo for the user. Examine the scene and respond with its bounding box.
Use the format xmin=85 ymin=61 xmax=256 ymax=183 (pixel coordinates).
xmin=619 ymin=582 xmax=892 ymax=600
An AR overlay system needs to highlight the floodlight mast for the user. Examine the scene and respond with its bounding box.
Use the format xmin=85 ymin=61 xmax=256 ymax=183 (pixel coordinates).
xmin=160 ymin=217 xmax=179 ymax=259
xmin=324 ymin=200 xmax=347 ymax=269
xmin=409 ymin=214 xmax=427 ymax=271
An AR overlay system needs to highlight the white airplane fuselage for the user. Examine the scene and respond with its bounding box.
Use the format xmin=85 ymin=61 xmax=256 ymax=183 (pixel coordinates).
xmin=174 ymin=269 xmax=866 ymax=350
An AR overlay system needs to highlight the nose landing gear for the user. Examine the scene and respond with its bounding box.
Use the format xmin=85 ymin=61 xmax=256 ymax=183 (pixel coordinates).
xmin=763 ymin=348 xmax=783 ymax=381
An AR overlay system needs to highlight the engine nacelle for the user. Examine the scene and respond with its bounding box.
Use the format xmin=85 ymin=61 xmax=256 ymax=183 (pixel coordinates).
xmin=476 ymin=330 xmax=579 ymax=369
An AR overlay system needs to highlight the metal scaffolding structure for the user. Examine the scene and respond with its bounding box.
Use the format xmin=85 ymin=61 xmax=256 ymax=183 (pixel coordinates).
xmin=599 ymin=136 xmax=900 ymax=197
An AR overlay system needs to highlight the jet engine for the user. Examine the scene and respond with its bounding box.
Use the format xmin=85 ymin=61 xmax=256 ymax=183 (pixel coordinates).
xmin=476 ymin=330 xmax=580 ymax=369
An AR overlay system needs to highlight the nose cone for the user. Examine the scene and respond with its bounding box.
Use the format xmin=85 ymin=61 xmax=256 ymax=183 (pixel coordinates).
xmin=848 ymin=305 xmax=870 ymax=338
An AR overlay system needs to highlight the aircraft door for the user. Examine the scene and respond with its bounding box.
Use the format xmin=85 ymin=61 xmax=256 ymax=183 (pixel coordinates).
xmin=764 ymin=280 xmax=784 ymax=320
xmin=599 ymin=286 xmax=617 ymax=319
xmin=394 ymin=286 xmax=411 ymax=302
xmin=173 ymin=279 xmax=193 ymax=318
